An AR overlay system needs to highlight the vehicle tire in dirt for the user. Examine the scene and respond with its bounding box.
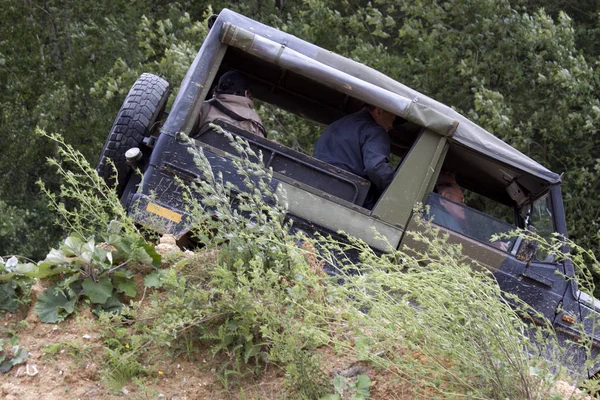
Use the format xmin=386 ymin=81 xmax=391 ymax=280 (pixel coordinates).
xmin=97 ymin=73 xmax=170 ymax=195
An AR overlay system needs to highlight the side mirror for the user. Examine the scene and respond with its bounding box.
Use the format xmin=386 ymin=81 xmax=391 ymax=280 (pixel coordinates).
xmin=516 ymin=226 xmax=539 ymax=264
xmin=207 ymin=15 xmax=218 ymax=29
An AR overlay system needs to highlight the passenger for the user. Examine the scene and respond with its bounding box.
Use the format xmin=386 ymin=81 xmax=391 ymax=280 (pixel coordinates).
xmin=313 ymin=105 xmax=397 ymax=209
xmin=195 ymin=70 xmax=266 ymax=137
xmin=429 ymin=181 xmax=466 ymax=233
xmin=430 ymin=175 xmax=510 ymax=251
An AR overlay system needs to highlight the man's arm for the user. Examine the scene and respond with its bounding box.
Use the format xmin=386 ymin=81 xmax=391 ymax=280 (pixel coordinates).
xmin=362 ymin=127 xmax=395 ymax=192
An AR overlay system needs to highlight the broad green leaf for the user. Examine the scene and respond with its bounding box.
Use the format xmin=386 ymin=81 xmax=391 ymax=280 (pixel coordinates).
xmin=35 ymin=261 xmax=67 ymax=279
xmin=82 ymin=277 xmax=113 ymax=304
xmin=63 ymin=236 xmax=84 ymax=256
xmin=83 ymin=238 xmax=96 ymax=254
xmin=333 ymin=375 xmax=345 ymax=392
xmin=0 ymin=360 xmax=13 ymax=373
xmin=133 ymin=243 xmax=162 ymax=267
xmin=113 ymin=269 xmax=133 ymax=279
xmin=102 ymin=294 xmax=123 ymax=312
xmin=114 ymin=276 xmax=137 ymax=297
xmin=61 ymin=272 xmax=81 ymax=289
xmin=0 ymin=283 xmax=19 ymax=311
xmin=93 ymin=293 xmax=123 ymax=315
xmin=44 ymin=248 xmax=67 ymax=265
xmin=15 ymin=263 xmax=37 ymax=277
xmin=92 ymin=246 xmax=108 ymax=264
xmin=34 ymin=287 xmax=77 ymax=323
xmin=355 ymin=374 xmax=371 ymax=397
xmin=142 ymin=243 xmax=162 ymax=268
xmin=134 ymin=248 xmax=153 ymax=266
xmin=354 ymin=336 xmax=372 ymax=361
xmin=107 ymin=220 xmax=122 ymax=235
xmin=0 ymin=273 xmax=14 ymax=282
xmin=11 ymin=347 xmax=28 ymax=365
xmin=320 ymin=394 xmax=340 ymax=400
xmin=81 ymin=251 xmax=93 ymax=265
xmin=5 ymin=256 xmax=18 ymax=271
xmin=144 ymin=270 xmax=164 ymax=288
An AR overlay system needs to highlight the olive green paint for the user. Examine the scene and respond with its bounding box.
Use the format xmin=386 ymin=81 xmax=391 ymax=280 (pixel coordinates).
xmin=278 ymin=182 xmax=403 ymax=252
xmin=402 ymin=217 xmax=506 ymax=273
xmin=372 ymin=129 xmax=448 ymax=228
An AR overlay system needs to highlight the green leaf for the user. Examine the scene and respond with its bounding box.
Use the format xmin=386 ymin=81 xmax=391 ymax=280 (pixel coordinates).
xmin=11 ymin=347 xmax=28 ymax=366
xmin=92 ymin=293 xmax=123 ymax=315
xmin=63 ymin=236 xmax=84 ymax=257
xmin=0 ymin=360 xmax=13 ymax=373
xmin=5 ymin=256 xmax=18 ymax=271
xmin=14 ymin=263 xmax=37 ymax=277
xmin=34 ymin=287 xmax=77 ymax=323
xmin=144 ymin=270 xmax=164 ymax=288
xmin=320 ymin=395 xmax=340 ymax=400
xmin=34 ymin=261 xmax=65 ymax=279
xmin=333 ymin=375 xmax=346 ymax=392
xmin=0 ymin=273 xmax=14 ymax=282
xmin=114 ymin=276 xmax=137 ymax=297
xmin=0 ymin=283 xmax=19 ymax=312
xmin=354 ymin=336 xmax=372 ymax=361
xmin=107 ymin=220 xmax=122 ymax=235
xmin=354 ymin=374 xmax=371 ymax=397
xmin=83 ymin=238 xmax=96 ymax=255
xmin=82 ymin=277 xmax=113 ymax=304
xmin=44 ymin=248 xmax=67 ymax=265
xmin=135 ymin=243 xmax=162 ymax=268
xmin=112 ymin=269 xmax=133 ymax=279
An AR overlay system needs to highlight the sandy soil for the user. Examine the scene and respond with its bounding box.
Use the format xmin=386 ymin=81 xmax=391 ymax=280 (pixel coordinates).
xmin=0 ymin=302 xmax=417 ymax=400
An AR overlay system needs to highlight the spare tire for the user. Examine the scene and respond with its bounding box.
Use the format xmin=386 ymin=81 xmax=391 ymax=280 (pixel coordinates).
xmin=97 ymin=73 xmax=170 ymax=195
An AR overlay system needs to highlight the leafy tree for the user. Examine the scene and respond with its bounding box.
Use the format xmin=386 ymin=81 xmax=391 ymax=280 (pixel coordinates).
xmin=270 ymin=0 xmax=600 ymax=258
xmin=1 ymin=0 xmax=598 ymax=264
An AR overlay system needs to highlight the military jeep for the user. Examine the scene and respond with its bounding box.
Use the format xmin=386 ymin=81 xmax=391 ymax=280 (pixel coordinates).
xmin=97 ymin=9 xmax=600 ymax=376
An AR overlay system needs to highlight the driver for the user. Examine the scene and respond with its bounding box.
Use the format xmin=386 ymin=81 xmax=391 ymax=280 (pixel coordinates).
xmin=313 ymin=104 xmax=397 ymax=209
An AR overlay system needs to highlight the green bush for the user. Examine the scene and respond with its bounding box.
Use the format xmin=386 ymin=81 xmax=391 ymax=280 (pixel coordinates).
xmin=14 ymin=130 xmax=599 ymax=398
xmin=120 ymin=132 xmax=593 ymax=398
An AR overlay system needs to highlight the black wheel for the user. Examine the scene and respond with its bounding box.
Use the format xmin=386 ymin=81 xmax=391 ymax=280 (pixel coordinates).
xmin=97 ymin=73 xmax=170 ymax=195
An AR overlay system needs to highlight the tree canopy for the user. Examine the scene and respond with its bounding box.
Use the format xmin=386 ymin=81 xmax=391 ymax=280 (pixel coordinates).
xmin=1 ymin=0 xmax=598 ymax=262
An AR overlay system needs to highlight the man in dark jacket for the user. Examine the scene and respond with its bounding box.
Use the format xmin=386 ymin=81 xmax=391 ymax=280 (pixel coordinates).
xmin=313 ymin=105 xmax=397 ymax=208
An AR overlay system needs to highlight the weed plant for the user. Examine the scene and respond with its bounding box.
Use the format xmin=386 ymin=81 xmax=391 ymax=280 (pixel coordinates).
xmin=10 ymin=131 xmax=164 ymax=322
xmin=22 ymin=128 xmax=600 ymax=398
xmin=317 ymin=227 xmax=575 ymax=399
xmin=118 ymin=130 xmax=589 ymax=398
xmin=0 ymin=256 xmax=34 ymax=314
xmin=36 ymin=129 xmax=141 ymax=240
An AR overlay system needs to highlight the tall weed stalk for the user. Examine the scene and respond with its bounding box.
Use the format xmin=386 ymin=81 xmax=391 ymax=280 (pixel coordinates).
xmin=36 ymin=129 xmax=141 ymax=241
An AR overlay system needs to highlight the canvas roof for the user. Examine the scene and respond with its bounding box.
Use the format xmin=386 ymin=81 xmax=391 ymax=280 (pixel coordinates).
xmin=211 ymin=9 xmax=560 ymax=185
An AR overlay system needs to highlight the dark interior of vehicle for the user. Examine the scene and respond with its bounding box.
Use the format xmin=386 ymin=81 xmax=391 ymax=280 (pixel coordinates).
xmin=443 ymin=143 xmax=549 ymax=208
xmin=216 ymin=47 xmax=550 ymax=213
xmin=218 ymin=47 xmax=422 ymax=154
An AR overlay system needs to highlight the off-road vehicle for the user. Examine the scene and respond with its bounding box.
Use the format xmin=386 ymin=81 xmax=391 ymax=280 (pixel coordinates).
xmin=97 ymin=9 xmax=600 ymax=376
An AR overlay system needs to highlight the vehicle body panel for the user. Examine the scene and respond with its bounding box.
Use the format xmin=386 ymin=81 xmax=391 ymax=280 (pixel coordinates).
xmin=104 ymin=8 xmax=600 ymax=377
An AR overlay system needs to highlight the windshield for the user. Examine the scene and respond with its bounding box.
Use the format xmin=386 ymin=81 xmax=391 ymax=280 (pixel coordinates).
xmin=523 ymin=194 xmax=555 ymax=262
xmin=426 ymin=193 xmax=516 ymax=251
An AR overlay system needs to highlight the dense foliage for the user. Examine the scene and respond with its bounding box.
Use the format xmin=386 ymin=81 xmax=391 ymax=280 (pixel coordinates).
xmin=8 ymin=132 xmax=596 ymax=397
xmin=1 ymin=0 xmax=598 ymax=265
